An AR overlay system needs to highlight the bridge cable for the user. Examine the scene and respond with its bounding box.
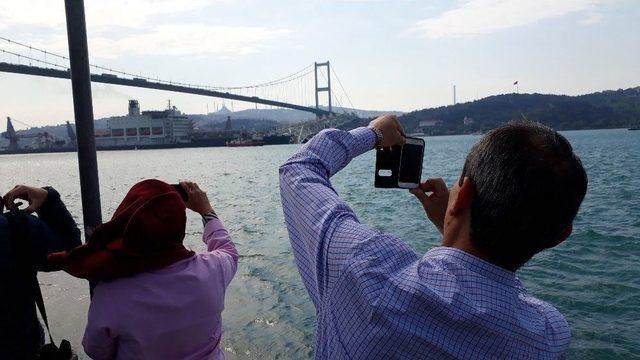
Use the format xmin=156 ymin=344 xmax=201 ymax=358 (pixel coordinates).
xmin=1 ymin=36 xmax=315 ymax=92
xmin=330 ymin=66 xmax=355 ymax=110
xmin=0 ymin=48 xmax=68 ymax=70
xmin=1 ymin=36 xmax=323 ymax=110
xmin=318 ymin=70 xmax=346 ymax=113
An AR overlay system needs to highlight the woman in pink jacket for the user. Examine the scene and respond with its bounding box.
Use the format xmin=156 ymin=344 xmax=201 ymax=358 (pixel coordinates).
xmin=50 ymin=179 xmax=238 ymax=359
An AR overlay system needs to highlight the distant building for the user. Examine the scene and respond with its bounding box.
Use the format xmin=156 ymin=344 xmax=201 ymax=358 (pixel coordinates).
xmin=217 ymin=104 xmax=232 ymax=114
xmin=224 ymin=116 xmax=232 ymax=131
xmin=419 ymin=119 xmax=440 ymax=128
xmin=463 ymin=116 xmax=475 ymax=125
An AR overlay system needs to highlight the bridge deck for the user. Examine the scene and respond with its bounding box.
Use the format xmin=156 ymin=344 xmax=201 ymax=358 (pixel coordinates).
xmin=0 ymin=62 xmax=331 ymax=116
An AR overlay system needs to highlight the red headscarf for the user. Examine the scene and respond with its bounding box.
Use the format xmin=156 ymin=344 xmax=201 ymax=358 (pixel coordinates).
xmin=48 ymin=179 xmax=195 ymax=282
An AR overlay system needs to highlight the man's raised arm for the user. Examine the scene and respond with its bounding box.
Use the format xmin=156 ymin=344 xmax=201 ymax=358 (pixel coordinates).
xmin=279 ymin=115 xmax=405 ymax=306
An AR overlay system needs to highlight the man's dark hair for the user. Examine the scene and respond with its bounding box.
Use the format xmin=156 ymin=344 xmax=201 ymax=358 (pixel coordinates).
xmin=460 ymin=121 xmax=587 ymax=271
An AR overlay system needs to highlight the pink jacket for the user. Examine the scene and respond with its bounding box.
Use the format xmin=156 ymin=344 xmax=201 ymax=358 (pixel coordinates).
xmin=82 ymin=219 xmax=238 ymax=360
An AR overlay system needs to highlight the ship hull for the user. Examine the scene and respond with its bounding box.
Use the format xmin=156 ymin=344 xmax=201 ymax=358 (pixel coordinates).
xmin=263 ymin=134 xmax=292 ymax=145
xmin=0 ymin=134 xmax=293 ymax=155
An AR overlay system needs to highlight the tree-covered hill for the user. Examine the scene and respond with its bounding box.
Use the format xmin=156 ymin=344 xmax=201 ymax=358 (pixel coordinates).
xmin=399 ymin=87 xmax=640 ymax=135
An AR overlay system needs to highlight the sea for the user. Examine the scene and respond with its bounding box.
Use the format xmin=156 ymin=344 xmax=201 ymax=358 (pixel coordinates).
xmin=0 ymin=128 xmax=638 ymax=359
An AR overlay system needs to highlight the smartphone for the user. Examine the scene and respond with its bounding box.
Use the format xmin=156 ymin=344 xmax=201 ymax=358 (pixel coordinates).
xmin=171 ymin=184 xmax=189 ymax=202
xmin=397 ymin=138 xmax=425 ymax=189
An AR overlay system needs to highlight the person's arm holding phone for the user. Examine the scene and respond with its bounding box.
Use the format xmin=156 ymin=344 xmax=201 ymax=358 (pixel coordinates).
xmin=180 ymin=181 xmax=238 ymax=286
xmin=3 ymin=185 xmax=81 ymax=270
xmin=279 ymin=115 xmax=407 ymax=307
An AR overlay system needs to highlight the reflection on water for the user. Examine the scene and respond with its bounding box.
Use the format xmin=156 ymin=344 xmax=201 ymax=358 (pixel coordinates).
xmin=0 ymin=129 xmax=638 ymax=359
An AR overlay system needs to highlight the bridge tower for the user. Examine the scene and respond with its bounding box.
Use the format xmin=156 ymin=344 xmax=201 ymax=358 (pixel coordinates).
xmin=314 ymin=61 xmax=332 ymax=115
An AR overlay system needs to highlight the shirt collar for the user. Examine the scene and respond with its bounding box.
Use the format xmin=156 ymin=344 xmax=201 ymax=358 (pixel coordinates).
xmin=425 ymin=246 xmax=519 ymax=287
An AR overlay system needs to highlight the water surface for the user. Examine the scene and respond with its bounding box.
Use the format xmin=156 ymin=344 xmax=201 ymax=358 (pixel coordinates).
xmin=0 ymin=128 xmax=637 ymax=359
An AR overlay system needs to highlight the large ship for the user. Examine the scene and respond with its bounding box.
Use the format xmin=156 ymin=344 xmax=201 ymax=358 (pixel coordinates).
xmin=94 ymin=100 xmax=195 ymax=150
xmin=1 ymin=100 xmax=293 ymax=154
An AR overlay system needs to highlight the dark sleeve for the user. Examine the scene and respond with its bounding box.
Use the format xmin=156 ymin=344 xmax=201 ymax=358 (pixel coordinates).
xmin=29 ymin=187 xmax=81 ymax=271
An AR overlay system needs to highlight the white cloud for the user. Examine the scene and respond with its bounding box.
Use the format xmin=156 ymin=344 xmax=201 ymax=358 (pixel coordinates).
xmin=580 ymin=12 xmax=604 ymax=25
xmin=86 ymin=0 xmax=212 ymax=29
xmin=89 ymin=24 xmax=290 ymax=59
xmin=0 ymin=0 xmax=289 ymax=59
xmin=415 ymin=0 xmax=604 ymax=38
xmin=0 ymin=1 xmax=65 ymax=28
xmin=0 ymin=0 xmax=212 ymax=28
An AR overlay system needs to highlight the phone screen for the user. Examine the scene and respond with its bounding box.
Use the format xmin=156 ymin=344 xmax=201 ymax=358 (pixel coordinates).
xmin=398 ymin=142 xmax=424 ymax=185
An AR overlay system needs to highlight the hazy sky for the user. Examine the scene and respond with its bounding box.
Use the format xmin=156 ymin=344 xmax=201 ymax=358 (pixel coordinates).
xmin=0 ymin=0 xmax=638 ymax=128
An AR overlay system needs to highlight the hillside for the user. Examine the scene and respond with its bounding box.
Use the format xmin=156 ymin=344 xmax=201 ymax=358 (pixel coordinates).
xmin=4 ymin=87 xmax=637 ymax=146
xmin=191 ymin=106 xmax=403 ymax=125
xmin=400 ymin=87 xmax=640 ymax=135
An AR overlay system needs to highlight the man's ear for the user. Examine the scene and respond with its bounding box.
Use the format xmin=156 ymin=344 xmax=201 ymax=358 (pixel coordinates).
xmin=561 ymin=223 xmax=573 ymax=240
xmin=449 ymin=177 xmax=473 ymax=216
xmin=546 ymin=223 xmax=573 ymax=249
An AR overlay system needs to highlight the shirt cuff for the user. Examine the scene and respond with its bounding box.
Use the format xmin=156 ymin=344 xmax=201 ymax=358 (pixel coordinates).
xmin=36 ymin=187 xmax=61 ymax=214
xmin=348 ymin=127 xmax=376 ymax=157
xmin=201 ymin=210 xmax=219 ymax=227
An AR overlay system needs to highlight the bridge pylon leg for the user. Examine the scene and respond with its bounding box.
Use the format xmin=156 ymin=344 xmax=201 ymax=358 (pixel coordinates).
xmin=314 ymin=61 xmax=332 ymax=114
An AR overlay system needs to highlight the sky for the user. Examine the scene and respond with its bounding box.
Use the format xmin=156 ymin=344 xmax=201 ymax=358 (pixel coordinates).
xmin=0 ymin=0 xmax=638 ymax=128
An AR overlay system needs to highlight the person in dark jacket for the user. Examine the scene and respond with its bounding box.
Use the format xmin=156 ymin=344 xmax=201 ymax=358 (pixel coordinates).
xmin=0 ymin=185 xmax=81 ymax=360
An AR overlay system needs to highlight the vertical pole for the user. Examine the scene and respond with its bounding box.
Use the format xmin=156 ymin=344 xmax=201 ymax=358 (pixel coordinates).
xmin=453 ymin=85 xmax=457 ymax=105
xmin=64 ymin=0 xmax=102 ymax=239
xmin=326 ymin=61 xmax=332 ymax=114
xmin=314 ymin=62 xmax=319 ymax=111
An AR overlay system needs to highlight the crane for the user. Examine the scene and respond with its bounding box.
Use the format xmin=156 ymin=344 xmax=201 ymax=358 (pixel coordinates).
xmin=66 ymin=121 xmax=77 ymax=148
xmin=1 ymin=117 xmax=57 ymax=151
xmin=2 ymin=117 xmax=18 ymax=151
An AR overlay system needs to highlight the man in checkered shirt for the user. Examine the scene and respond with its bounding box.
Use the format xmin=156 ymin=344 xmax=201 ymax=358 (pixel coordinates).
xmin=279 ymin=115 xmax=587 ymax=359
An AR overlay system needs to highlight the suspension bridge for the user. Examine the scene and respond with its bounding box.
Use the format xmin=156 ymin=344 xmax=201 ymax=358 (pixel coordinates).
xmin=0 ymin=36 xmax=356 ymax=121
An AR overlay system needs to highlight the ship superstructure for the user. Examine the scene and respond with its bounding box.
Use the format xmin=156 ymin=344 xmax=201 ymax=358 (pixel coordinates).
xmin=95 ymin=100 xmax=193 ymax=147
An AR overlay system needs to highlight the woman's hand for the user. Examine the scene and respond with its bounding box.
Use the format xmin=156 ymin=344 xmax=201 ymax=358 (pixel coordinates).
xmin=180 ymin=181 xmax=214 ymax=215
xmin=3 ymin=185 xmax=49 ymax=213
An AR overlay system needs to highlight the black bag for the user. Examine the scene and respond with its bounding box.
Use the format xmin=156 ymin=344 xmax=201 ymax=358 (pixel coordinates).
xmin=31 ymin=268 xmax=76 ymax=360
xmin=7 ymin=210 xmax=76 ymax=360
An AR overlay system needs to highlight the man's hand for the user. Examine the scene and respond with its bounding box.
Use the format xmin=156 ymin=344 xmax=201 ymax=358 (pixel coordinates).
xmin=368 ymin=115 xmax=406 ymax=148
xmin=3 ymin=185 xmax=49 ymax=213
xmin=410 ymin=178 xmax=449 ymax=234
xmin=180 ymin=181 xmax=214 ymax=215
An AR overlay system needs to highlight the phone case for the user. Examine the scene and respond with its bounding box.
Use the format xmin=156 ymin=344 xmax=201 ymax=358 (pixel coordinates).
xmin=374 ymin=145 xmax=402 ymax=188
xmin=375 ymin=137 xmax=425 ymax=188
